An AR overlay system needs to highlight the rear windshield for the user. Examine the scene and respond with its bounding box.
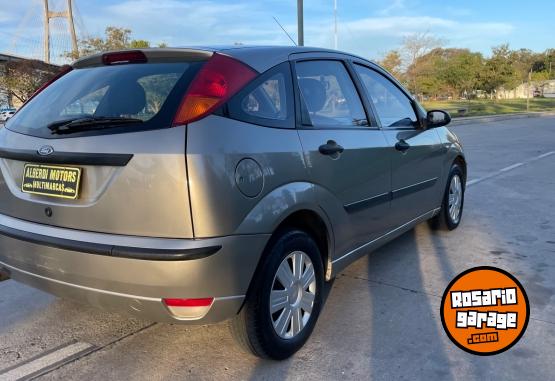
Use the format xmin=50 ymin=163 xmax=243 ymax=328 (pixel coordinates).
xmin=6 ymin=62 xmax=202 ymax=138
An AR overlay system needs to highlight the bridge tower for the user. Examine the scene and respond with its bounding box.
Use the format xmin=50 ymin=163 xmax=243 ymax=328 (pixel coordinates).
xmin=42 ymin=0 xmax=78 ymax=63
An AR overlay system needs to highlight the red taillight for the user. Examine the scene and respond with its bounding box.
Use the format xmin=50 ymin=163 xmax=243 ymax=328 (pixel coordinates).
xmin=102 ymin=50 xmax=147 ymax=65
xmin=22 ymin=65 xmax=73 ymax=108
xmin=163 ymin=298 xmax=214 ymax=307
xmin=172 ymin=53 xmax=257 ymax=126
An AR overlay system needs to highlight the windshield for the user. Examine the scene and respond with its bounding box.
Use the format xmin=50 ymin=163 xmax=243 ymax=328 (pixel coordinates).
xmin=6 ymin=62 xmax=202 ymax=138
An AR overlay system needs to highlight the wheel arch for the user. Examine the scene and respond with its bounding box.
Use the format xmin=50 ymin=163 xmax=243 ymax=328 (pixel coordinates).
xmin=453 ymin=155 xmax=467 ymax=184
xmin=271 ymin=209 xmax=333 ymax=281
xmin=245 ymin=206 xmax=334 ymax=302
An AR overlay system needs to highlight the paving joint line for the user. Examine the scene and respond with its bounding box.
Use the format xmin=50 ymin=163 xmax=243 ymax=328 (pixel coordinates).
xmin=466 ymin=151 xmax=555 ymax=187
xmin=340 ymin=273 xmax=443 ymax=299
xmin=27 ymin=322 xmax=158 ymax=380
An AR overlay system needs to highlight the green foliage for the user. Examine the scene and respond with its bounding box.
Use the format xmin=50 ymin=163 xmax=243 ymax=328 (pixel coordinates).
xmin=478 ymin=44 xmax=520 ymax=95
xmin=129 ymin=39 xmax=150 ymax=49
xmin=65 ymin=26 xmax=167 ymax=60
xmin=439 ymin=50 xmax=483 ymax=97
xmin=378 ymin=50 xmax=403 ymax=79
xmin=387 ymin=37 xmax=555 ymax=98
xmin=422 ymin=98 xmax=555 ymax=117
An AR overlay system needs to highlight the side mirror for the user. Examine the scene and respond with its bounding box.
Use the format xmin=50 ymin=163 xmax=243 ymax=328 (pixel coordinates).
xmin=426 ymin=109 xmax=451 ymax=128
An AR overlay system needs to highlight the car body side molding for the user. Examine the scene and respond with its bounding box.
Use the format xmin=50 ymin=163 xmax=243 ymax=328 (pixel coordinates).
xmin=343 ymin=178 xmax=438 ymax=213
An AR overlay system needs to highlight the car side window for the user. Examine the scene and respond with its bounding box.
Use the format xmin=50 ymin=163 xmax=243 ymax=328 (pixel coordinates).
xmin=354 ymin=64 xmax=418 ymax=128
xmin=296 ymin=60 xmax=368 ymax=128
xmin=227 ymin=62 xmax=294 ymax=128
xmin=241 ymin=73 xmax=287 ymax=120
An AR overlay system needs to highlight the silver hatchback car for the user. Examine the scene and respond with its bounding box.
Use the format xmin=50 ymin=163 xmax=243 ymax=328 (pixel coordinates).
xmin=0 ymin=46 xmax=465 ymax=359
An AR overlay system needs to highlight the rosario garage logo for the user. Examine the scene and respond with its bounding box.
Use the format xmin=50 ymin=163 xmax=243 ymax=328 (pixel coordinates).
xmin=440 ymin=267 xmax=529 ymax=355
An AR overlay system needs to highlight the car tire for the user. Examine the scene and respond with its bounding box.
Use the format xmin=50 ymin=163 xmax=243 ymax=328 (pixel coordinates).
xmin=429 ymin=163 xmax=465 ymax=231
xmin=230 ymin=229 xmax=324 ymax=360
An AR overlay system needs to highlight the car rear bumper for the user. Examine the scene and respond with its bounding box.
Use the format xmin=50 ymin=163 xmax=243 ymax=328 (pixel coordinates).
xmin=0 ymin=213 xmax=269 ymax=323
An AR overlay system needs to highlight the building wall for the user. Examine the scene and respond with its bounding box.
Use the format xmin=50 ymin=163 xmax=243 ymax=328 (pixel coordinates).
xmin=497 ymin=80 xmax=555 ymax=99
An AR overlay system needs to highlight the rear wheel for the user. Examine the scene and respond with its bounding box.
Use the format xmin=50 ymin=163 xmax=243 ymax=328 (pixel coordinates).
xmin=430 ymin=163 xmax=465 ymax=231
xmin=230 ymin=229 xmax=324 ymax=359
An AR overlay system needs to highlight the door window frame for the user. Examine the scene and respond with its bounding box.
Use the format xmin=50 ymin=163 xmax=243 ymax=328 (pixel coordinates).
xmin=349 ymin=60 xmax=426 ymax=131
xmin=290 ymin=57 xmax=380 ymax=130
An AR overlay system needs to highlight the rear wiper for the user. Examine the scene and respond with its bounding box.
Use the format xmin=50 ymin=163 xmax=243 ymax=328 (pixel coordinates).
xmin=48 ymin=117 xmax=143 ymax=134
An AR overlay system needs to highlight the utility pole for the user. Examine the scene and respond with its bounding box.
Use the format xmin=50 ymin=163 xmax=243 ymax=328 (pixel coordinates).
xmin=334 ymin=0 xmax=338 ymax=49
xmin=43 ymin=0 xmax=50 ymax=63
xmin=297 ymin=0 xmax=304 ymax=46
xmin=43 ymin=0 xmax=78 ymax=63
xmin=67 ymin=0 xmax=78 ymax=56
xmin=527 ymin=69 xmax=532 ymax=112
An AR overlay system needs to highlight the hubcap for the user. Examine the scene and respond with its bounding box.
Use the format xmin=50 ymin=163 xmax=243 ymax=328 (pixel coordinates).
xmin=448 ymin=174 xmax=463 ymax=223
xmin=270 ymin=250 xmax=316 ymax=339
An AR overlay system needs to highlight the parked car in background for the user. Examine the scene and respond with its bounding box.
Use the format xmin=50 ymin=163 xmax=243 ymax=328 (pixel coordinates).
xmin=0 ymin=46 xmax=466 ymax=359
xmin=0 ymin=109 xmax=16 ymax=122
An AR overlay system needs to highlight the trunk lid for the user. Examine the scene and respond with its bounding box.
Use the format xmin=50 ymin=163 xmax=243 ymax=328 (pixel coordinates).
xmin=0 ymin=49 xmax=212 ymax=238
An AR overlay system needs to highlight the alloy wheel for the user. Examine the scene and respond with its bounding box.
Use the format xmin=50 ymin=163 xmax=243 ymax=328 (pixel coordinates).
xmin=448 ymin=174 xmax=463 ymax=224
xmin=270 ymin=250 xmax=317 ymax=339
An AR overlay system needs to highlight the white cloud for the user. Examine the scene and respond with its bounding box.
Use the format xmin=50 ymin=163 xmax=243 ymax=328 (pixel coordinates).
xmin=82 ymin=0 xmax=293 ymax=47
xmin=302 ymin=16 xmax=514 ymax=59
xmin=0 ymin=0 xmax=516 ymax=63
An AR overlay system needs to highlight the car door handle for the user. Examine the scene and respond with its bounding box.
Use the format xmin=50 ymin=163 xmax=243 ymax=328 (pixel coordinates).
xmin=395 ymin=139 xmax=410 ymax=152
xmin=319 ymin=140 xmax=344 ymax=156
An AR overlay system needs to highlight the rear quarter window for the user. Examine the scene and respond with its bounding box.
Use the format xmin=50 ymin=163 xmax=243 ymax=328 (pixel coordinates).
xmin=227 ymin=62 xmax=295 ymax=129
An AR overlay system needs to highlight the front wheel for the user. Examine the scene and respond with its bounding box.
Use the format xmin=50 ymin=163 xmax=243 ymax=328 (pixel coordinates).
xmin=430 ymin=163 xmax=465 ymax=230
xmin=230 ymin=229 xmax=324 ymax=360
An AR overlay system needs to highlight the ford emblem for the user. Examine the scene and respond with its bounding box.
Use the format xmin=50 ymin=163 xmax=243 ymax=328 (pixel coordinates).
xmin=38 ymin=145 xmax=54 ymax=156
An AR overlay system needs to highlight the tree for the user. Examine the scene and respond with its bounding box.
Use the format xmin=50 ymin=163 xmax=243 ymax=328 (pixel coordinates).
xmin=378 ymin=50 xmax=403 ymax=79
xmin=65 ymin=26 xmax=163 ymax=60
xmin=401 ymin=32 xmax=444 ymax=95
xmin=544 ymin=49 xmax=555 ymax=79
xmin=439 ymin=49 xmax=484 ymax=98
xmin=408 ymin=48 xmax=445 ymax=97
xmin=0 ymin=60 xmax=60 ymax=105
xmin=479 ymin=44 xmax=520 ymax=96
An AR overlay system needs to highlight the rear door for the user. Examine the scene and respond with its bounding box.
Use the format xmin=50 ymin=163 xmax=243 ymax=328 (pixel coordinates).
xmin=293 ymin=57 xmax=391 ymax=255
xmin=0 ymin=51 xmax=210 ymax=238
xmin=352 ymin=63 xmax=444 ymax=225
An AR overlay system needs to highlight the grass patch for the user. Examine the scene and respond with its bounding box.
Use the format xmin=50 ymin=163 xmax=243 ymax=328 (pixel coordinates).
xmin=422 ymin=98 xmax=555 ymax=118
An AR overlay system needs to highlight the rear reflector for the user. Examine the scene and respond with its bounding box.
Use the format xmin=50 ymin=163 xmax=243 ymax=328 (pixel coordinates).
xmin=172 ymin=53 xmax=257 ymax=126
xmin=163 ymin=298 xmax=214 ymax=307
xmin=102 ymin=50 xmax=147 ymax=65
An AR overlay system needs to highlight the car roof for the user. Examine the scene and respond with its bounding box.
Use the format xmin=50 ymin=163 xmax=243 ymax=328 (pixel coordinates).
xmin=73 ymin=45 xmax=375 ymax=74
xmin=193 ymin=45 xmax=373 ymax=72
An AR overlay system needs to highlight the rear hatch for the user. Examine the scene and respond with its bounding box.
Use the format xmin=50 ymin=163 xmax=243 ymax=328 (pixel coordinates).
xmin=0 ymin=49 xmax=212 ymax=238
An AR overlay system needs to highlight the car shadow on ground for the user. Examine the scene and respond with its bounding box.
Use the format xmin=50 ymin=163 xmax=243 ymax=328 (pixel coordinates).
xmin=242 ymin=222 xmax=482 ymax=380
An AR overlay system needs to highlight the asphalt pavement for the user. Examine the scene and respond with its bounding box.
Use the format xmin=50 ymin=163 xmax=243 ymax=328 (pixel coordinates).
xmin=1 ymin=115 xmax=555 ymax=380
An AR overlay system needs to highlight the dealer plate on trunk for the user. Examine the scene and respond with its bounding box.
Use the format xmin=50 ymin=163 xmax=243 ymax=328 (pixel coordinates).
xmin=21 ymin=164 xmax=82 ymax=199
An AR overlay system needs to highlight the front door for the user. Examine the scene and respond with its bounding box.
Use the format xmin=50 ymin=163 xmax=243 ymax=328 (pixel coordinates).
xmin=352 ymin=63 xmax=444 ymax=226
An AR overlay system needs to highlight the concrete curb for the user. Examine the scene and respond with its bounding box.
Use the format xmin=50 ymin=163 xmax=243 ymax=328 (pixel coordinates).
xmin=450 ymin=111 xmax=555 ymax=126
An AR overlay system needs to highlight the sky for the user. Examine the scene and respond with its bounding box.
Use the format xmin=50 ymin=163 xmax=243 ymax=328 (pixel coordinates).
xmin=1 ymin=0 xmax=554 ymax=64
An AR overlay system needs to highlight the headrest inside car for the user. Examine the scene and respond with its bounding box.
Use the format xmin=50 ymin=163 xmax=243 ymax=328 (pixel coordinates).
xmin=298 ymin=78 xmax=327 ymax=112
